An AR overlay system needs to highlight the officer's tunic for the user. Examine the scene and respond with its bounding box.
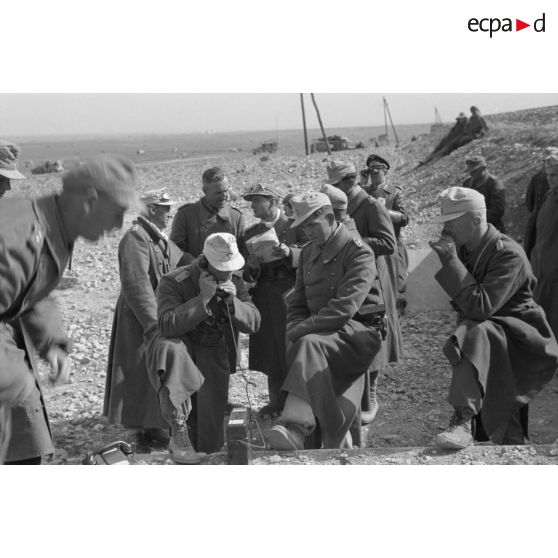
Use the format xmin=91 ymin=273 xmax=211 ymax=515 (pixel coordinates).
xmin=436 ymin=224 xmax=558 ymax=443
xmin=463 ymin=174 xmax=506 ymax=233
xmin=531 ymin=189 xmax=558 ymax=339
xmin=283 ymin=223 xmax=382 ymax=448
xmin=170 ymin=197 xmax=246 ymax=263
xmin=151 ymin=263 xmax=260 ymax=453
xmin=103 ymin=216 xmax=184 ymax=430
xmin=365 ymin=181 xmax=410 ymax=295
xmin=0 ymin=196 xmax=71 ymax=461
xmin=347 ymin=186 xmax=402 ymax=366
xmin=243 ymin=212 xmax=303 ymax=406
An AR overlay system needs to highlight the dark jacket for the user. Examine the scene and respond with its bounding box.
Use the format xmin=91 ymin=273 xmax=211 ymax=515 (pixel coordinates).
xmin=436 ymin=224 xmax=558 ymax=442
xmin=103 ymin=216 xmax=185 ymax=429
xmin=463 ymin=174 xmax=506 ymax=233
xmin=524 ymin=169 xmax=550 ymax=259
xmin=0 ymin=195 xmax=71 ymax=461
xmin=170 ymin=198 xmax=246 ymax=263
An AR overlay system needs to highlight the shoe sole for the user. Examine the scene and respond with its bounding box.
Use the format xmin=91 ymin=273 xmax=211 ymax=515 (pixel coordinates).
xmin=361 ymin=403 xmax=379 ymax=425
xmin=434 ymin=436 xmax=471 ymax=451
xmin=169 ymin=448 xmax=207 ymax=465
xmin=268 ymin=427 xmax=302 ymax=451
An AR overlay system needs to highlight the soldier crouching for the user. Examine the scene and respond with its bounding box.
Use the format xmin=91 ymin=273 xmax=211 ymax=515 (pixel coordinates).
xmin=146 ymin=233 xmax=260 ymax=464
xmin=268 ymin=193 xmax=383 ymax=450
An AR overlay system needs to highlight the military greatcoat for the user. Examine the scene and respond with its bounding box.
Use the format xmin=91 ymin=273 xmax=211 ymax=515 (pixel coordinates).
xmin=531 ymin=189 xmax=558 ymax=339
xmin=436 ymin=224 xmax=558 ymax=443
xmin=0 ymin=196 xmax=71 ymax=462
xmin=243 ymin=212 xmax=304 ymax=406
xmin=103 ymin=216 xmax=184 ymax=430
xmin=152 ymin=262 xmax=260 ymax=453
xmin=523 ymin=169 xmax=549 ymax=260
xmin=347 ymin=186 xmax=402 ymax=366
xmin=283 ymin=223 xmax=382 ymax=448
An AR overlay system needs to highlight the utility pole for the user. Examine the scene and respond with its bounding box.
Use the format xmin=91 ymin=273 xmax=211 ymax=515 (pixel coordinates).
xmin=300 ymin=94 xmax=309 ymax=156
xmin=383 ymin=98 xmax=389 ymax=146
xmin=310 ymin=93 xmax=332 ymax=156
xmin=383 ymin=97 xmax=400 ymax=146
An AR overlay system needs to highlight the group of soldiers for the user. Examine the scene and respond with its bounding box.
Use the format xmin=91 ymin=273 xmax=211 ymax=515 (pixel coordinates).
xmin=1 ymin=135 xmax=558 ymax=465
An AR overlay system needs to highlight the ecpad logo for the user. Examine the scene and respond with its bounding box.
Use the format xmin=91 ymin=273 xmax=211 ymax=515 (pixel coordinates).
xmin=468 ymin=13 xmax=546 ymax=37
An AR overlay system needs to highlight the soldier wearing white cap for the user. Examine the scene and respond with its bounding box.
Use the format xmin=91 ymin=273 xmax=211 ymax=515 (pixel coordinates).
xmin=148 ymin=233 xmax=260 ymax=463
xmin=0 ymin=155 xmax=137 ymax=464
xmin=430 ymin=187 xmax=558 ymax=449
xmin=268 ymin=192 xmax=383 ymax=451
xmin=0 ymin=140 xmax=26 ymax=200
xmin=532 ymin=153 xmax=558 ymax=341
xmin=104 ymin=188 xmax=186 ymax=452
xmin=328 ymin=160 xmax=400 ymax=425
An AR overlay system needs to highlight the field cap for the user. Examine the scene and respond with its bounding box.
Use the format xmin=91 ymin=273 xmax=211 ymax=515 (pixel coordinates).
xmin=457 ymin=112 xmax=467 ymax=119
xmin=544 ymin=153 xmax=558 ymax=171
xmin=243 ymin=183 xmax=280 ymax=201
xmin=465 ymin=155 xmax=487 ymax=170
xmin=140 ymin=188 xmax=174 ymax=206
xmin=0 ymin=140 xmax=26 ymax=180
xmin=326 ymin=160 xmax=356 ymax=185
xmin=431 ymin=187 xmax=486 ymax=223
xmin=365 ymin=154 xmax=390 ymax=171
xmin=290 ymin=191 xmax=332 ymax=228
xmin=63 ymin=155 xmax=137 ymax=209
xmin=203 ymin=232 xmax=245 ymax=271
xmin=320 ymin=184 xmax=348 ymax=210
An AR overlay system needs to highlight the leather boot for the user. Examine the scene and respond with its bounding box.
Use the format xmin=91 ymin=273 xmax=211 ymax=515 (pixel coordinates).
xmin=169 ymin=415 xmax=206 ymax=465
xmin=435 ymin=408 xmax=475 ymax=450
xmin=361 ymin=370 xmax=379 ymax=425
xmin=268 ymin=423 xmax=307 ymax=451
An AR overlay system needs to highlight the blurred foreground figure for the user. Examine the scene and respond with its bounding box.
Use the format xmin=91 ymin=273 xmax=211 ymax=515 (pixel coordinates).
xmin=268 ymin=193 xmax=383 ymax=450
xmin=242 ymin=184 xmax=304 ymax=418
xmin=531 ymin=153 xmax=558 ymax=340
xmin=147 ymin=233 xmax=260 ymax=464
xmin=0 ymin=156 xmax=137 ymax=464
xmin=104 ymin=189 xmax=185 ymax=453
xmin=430 ymin=187 xmax=557 ymax=450
xmin=0 ymin=140 xmax=26 ymax=199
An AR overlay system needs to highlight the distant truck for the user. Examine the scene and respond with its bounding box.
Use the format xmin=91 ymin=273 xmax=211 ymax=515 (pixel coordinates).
xmin=310 ymin=135 xmax=361 ymax=153
xmin=253 ymin=140 xmax=278 ymax=155
xmin=31 ymin=160 xmax=64 ymax=175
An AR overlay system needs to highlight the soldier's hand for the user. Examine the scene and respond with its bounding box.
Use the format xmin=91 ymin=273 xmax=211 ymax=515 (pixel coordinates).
xmin=199 ymin=271 xmax=218 ymax=304
xmin=272 ymin=243 xmax=290 ymax=259
xmin=218 ymin=280 xmax=237 ymax=303
xmin=46 ymin=346 xmax=71 ymax=386
xmin=429 ymin=234 xmax=457 ymax=264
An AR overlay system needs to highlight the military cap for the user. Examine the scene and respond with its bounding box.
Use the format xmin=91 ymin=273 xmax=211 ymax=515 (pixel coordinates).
xmin=282 ymin=192 xmax=296 ymax=206
xmin=242 ymin=183 xmax=280 ymax=201
xmin=544 ymin=153 xmax=558 ymax=171
xmin=320 ymin=184 xmax=348 ymax=210
xmin=290 ymin=192 xmax=332 ymax=228
xmin=465 ymin=155 xmax=487 ymax=171
xmin=431 ymin=187 xmax=486 ymax=223
xmin=203 ymin=232 xmax=245 ymax=271
xmin=140 ymin=188 xmax=174 ymax=206
xmin=63 ymin=155 xmax=137 ymax=209
xmin=0 ymin=140 xmax=26 ymax=180
xmin=365 ymin=154 xmax=390 ymax=170
xmin=457 ymin=112 xmax=467 ymax=119
xmin=326 ymin=160 xmax=357 ymax=185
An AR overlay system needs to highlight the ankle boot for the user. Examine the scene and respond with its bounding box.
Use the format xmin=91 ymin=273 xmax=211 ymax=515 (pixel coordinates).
xmin=435 ymin=408 xmax=475 ymax=450
xmin=169 ymin=416 xmax=206 ymax=465
xmin=361 ymin=370 xmax=379 ymax=425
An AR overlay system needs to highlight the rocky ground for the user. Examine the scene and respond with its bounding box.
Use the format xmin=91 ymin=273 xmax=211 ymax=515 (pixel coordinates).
xmin=10 ymin=104 xmax=558 ymax=465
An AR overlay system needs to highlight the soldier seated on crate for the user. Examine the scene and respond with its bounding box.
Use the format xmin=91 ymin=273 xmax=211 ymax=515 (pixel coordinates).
xmin=268 ymin=192 xmax=384 ymax=451
xmin=146 ymin=233 xmax=260 ymax=464
xmin=429 ymin=187 xmax=558 ymax=450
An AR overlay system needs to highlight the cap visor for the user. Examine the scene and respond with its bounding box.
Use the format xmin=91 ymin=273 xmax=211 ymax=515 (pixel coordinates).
xmin=290 ymin=207 xmax=318 ymax=228
xmin=0 ymin=169 xmax=26 ymax=180
xmin=207 ymin=253 xmax=245 ymax=271
xmin=429 ymin=211 xmax=468 ymax=224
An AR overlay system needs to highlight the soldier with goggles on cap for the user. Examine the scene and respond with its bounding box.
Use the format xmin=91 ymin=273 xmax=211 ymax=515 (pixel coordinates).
xmin=147 ymin=233 xmax=260 ymax=464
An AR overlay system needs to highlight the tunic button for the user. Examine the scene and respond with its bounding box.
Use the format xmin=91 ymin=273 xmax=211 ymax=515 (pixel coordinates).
xmin=330 ymin=286 xmax=335 ymax=290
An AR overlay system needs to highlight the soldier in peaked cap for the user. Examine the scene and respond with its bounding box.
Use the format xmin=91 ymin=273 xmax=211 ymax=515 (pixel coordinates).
xmin=104 ymin=188 xmax=188 ymax=453
xmin=361 ymin=154 xmax=410 ymax=312
xmin=328 ymin=159 xmax=400 ymax=425
xmin=148 ymin=233 xmax=260 ymax=463
xmin=463 ymin=155 xmax=506 ymax=233
xmin=242 ymin=184 xmax=306 ymax=418
xmin=430 ymin=187 xmax=557 ymax=449
xmin=0 ymin=140 xmax=26 ymax=199
xmin=0 ymin=155 xmax=137 ymax=464
xmin=268 ymin=192 xmax=383 ymax=450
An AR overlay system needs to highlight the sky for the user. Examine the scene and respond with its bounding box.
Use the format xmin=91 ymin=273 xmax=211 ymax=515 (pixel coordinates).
xmin=1 ymin=93 xmax=556 ymax=137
